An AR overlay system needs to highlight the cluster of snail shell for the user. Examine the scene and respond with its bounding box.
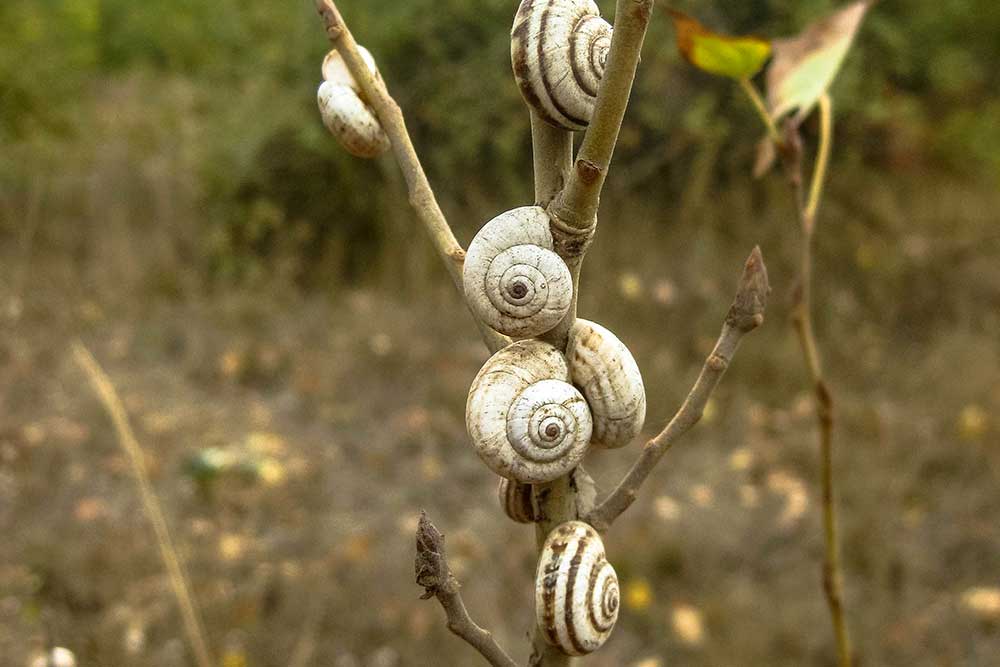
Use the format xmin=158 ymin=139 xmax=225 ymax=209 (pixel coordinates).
xmin=464 ymin=1 xmax=632 ymax=656
xmin=317 ymin=46 xmax=391 ymax=158
xmin=464 ymin=205 xmax=640 ymax=655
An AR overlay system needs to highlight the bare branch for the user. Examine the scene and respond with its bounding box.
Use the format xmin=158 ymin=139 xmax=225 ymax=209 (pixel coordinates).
xmin=415 ymin=512 xmax=519 ymax=667
xmin=314 ymin=0 xmax=510 ymax=354
xmin=586 ymin=248 xmax=770 ymax=532
xmin=549 ymin=0 xmax=655 ymax=231
xmin=782 ymin=96 xmax=853 ymax=667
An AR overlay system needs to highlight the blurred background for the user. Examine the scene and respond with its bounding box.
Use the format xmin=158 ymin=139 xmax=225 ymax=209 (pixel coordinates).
xmin=1 ymin=0 xmax=998 ymax=665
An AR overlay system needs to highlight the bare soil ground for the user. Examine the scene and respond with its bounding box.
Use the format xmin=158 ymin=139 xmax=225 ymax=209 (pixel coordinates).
xmin=2 ymin=265 xmax=998 ymax=666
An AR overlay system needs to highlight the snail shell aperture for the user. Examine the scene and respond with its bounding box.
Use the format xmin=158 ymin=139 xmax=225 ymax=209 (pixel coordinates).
xmin=463 ymin=206 xmax=573 ymax=338
xmin=536 ymin=520 xmax=620 ymax=655
xmin=467 ymin=340 xmax=592 ymax=483
xmin=318 ymin=47 xmax=391 ymax=158
xmin=567 ymin=319 xmax=646 ymax=449
xmin=511 ymin=0 xmax=613 ymax=131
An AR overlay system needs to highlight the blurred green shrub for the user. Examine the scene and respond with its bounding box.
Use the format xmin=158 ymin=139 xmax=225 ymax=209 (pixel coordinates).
xmin=1 ymin=0 xmax=998 ymax=287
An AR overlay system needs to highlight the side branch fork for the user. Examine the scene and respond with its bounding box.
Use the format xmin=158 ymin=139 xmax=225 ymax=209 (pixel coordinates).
xmin=549 ymin=0 xmax=655 ymax=231
xmin=586 ymin=247 xmax=770 ymax=532
xmin=314 ymin=0 xmax=509 ymax=354
xmin=415 ymin=512 xmax=519 ymax=667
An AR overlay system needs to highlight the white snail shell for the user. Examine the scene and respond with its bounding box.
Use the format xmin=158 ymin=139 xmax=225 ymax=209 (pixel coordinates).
xmin=511 ymin=0 xmax=613 ymax=131
xmin=536 ymin=521 xmax=620 ymax=655
xmin=498 ymin=477 xmax=536 ymax=523
xmin=567 ymin=319 xmax=646 ymax=449
xmin=467 ymin=340 xmax=592 ymax=483
xmin=318 ymin=47 xmax=391 ymax=158
xmin=463 ymin=206 xmax=573 ymax=338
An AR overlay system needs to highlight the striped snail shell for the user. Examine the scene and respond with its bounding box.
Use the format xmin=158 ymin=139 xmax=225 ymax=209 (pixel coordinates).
xmin=511 ymin=0 xmax=613 ymax=131
xmin=498 ymin=477 xmax=536 ymax=523
xmin=466 ymin=340 xmax=592 ymax=483
xmin=536 ymin=521 xmax=620 ymax=655
xmin=463 ymin=206 xmax=573 ymax=338
xmin=317 ymin=47 xmax=391 ymax=158
xmin=567 ymin=319 xmax=646 ymax=449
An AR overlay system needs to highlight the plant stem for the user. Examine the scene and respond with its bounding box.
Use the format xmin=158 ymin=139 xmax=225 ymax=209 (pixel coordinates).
xmin=315 ymin=0 xmax=509 ymax=354
xmin=549 ymin=0 xmax=654 ymax=230
xmin=527 ymin=110 xmax=578 ymax=667
xmin=587 ymin=248 xmax=769 ymax=532
xmin=785 ymin=94 xmax=852 ymax=667
xmin=416 ymin=513 xmax=519 ymax=667
xmin=72 ymin=341 xmax=215 ymax=667
xmin=738 ymin=77 xmax=780 ymax=142
xmin=806 ymin=95 xmax=834 ymax=228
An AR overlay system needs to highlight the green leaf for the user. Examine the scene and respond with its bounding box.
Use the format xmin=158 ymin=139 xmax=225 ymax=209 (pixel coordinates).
xmin=767 ymin=1 xmax=872 ymax=122
xmin=667 ymin=9 xmax=771 ymax=80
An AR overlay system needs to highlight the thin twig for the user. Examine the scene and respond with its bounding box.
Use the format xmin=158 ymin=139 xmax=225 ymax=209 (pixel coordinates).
xmin=783 ymin=94 xmax=853 ymax=667
xmin=71 ymin=341 xmax=215 ymax=667
xmin=738 ymin=77 xmax=780 ymax=142
xmin=415 ymin=512 xmax=518 ymax=667
xmin=314 ymin=0 xmax=510 ymax=354
xmin=586 ymin=248 xmax=769 ymax=532
xmin=549 ymin=0 xmax=655 ymax=230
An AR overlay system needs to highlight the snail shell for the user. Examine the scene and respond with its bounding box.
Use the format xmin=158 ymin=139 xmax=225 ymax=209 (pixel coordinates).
xmin=318 ymin=47 xmax=391 ymax=158
xmin=463 ymin=206 xmax=573 ymax=338
xmin=536 ymin=521 xmax=620 ymax=655
xmin=498 ymin=477 xmax=536 ymax=523
xmin=467 ymin=340 xmax=592 ymax=483
xmin=511 ymin=0 xmax=613 ymax=131
xmin=567 ymin=319 xmax=646 ymax=449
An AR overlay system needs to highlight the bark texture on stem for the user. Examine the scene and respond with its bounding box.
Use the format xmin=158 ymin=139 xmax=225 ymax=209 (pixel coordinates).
xmin=415 ymin=512 xmax=518 ymax=667
xmin=586 ymin=248 xmax=770 ymax=532
xmin=315 ymin=0 xmax=509 ymax=354
xmin=782 ymin=94 xmax=853 ymax=667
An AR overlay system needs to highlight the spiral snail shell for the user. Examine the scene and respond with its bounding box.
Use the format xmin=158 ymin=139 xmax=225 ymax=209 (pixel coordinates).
xmin=467 ymin=340 xmax=592 ymax=483
xmin=536 ymin=521 xmax=620 ymax=655
xmin=511 ymin=0 xmax=613 ymax=131
xmin=317 ymin=47 xmax=391 ymax=158
xmin=567 ymin=319 xmax=646 ymax=449
xmin=498 ymin=477 xmax=537 ymax=523
xmin=463 ymin=206 xmax=573 ymax=338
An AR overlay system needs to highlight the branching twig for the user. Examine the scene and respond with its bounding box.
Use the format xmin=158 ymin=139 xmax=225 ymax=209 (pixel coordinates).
xmin=314 ymin=0 xmax=510 ymax=354
xmin=782 ymin=94 xmax=853 ymax=667
xmin=415 ymin=512 xmax=518 ymax=667
xmin=586 ymin=247 xmax=770 ymax=532
xmin=549 ymin=0 xmax=655 ymax=231
xmin=72 ymin=341 xmax=214 ymax=667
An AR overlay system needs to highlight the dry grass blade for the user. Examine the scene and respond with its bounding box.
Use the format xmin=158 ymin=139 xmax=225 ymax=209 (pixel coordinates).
xmin=71 ymin=340 xmax=214 ymax=667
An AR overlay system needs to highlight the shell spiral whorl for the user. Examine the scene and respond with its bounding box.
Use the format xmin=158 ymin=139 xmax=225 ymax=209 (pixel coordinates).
xmin=463 ymin=207 xmax=573 ymax=338
xmin=317 ymin=47 xmax=391 ymax=158
xmin=511 ymin=0 xmax=613 ymax=131
xmin=567 ymin=319 xmax=646 ymax=449
xmin=466 ymin=340 xmax=592 ymax=483
xmin=536 ymin=521 xmax=620 ymax=655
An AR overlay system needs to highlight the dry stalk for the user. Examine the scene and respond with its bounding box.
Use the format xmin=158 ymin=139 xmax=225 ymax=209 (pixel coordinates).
xmin=71 ymin=341 xmax=214 ymax=667
xmin=781 ymin=94 xmax=853 ymax=667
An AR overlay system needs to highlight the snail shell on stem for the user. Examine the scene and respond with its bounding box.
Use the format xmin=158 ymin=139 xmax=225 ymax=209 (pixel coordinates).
xmin=567 ymin=319 xmax=646 ymax=449
xmin=511 ymin=0 xmax=613 ymax=131
xmin=317 ymin=47 xmax=391 ymax=158
xmin=463 ymin=206 xmax=573 ymax=338
xmin=466 ymin=340 xmax=592 ymax=483
xmin=498 ymin=477 xmax=536 ymax=523
xmin=536 ymin=520 xmax=620 ymax=655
